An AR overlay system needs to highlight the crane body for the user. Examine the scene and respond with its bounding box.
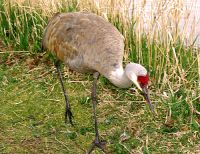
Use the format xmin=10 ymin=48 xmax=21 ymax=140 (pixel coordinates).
xmin=42 ymin=12 xmax=123 ymax=75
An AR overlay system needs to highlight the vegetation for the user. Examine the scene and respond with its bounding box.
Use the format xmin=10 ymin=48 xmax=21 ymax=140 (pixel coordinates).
xmin=0 ymin=0 xmax=199 ymax=153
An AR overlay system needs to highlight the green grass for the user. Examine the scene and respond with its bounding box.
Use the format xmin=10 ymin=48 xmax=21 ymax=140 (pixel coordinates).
xmin=0 ymin=1 xmax=47 ymax=52
xmin=1 ymin=53 xmax=199 ymax=153
xmin=0 ymin=0 xmax=200 ymax=153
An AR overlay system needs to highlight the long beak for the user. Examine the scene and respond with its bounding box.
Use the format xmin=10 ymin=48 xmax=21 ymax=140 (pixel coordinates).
xmin=142 ymin=86 xmax=155 ymax=115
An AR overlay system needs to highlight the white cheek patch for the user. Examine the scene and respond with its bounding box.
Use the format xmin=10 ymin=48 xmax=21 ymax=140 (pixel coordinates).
xmin=131 ymin=74 xmax=142 ymax=91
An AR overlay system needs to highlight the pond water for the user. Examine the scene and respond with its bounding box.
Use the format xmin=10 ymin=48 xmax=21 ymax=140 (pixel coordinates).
xmin=130 ymin=0 xmax=200 ymax=47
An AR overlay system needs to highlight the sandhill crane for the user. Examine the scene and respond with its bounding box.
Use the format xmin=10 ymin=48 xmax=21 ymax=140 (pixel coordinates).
xmin=42 ymin=12 xmax=154 ymax=153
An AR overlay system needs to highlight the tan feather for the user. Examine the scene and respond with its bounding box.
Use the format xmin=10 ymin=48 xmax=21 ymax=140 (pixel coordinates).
xmin=42 ymin=12 xmax=124 ymax=75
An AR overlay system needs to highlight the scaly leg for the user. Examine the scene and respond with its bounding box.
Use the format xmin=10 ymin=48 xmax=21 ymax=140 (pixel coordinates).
xmin=55 ymin=60 xmax=73 ymax=126
xmin=87 ymin=72 xmax=108 ymax=154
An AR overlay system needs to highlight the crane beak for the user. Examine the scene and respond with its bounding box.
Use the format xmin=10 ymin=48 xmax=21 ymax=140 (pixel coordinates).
xmin=141 ymin=85 xmax=155 ymax=115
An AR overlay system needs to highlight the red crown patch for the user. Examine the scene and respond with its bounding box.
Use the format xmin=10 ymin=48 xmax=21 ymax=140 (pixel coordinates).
xmin=137 ymin=75 xmax=149 ymax=86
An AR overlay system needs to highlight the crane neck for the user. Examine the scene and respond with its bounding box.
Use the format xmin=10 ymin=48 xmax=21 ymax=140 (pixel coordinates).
xmin=106 ymin=66 xmax=133 ymax=88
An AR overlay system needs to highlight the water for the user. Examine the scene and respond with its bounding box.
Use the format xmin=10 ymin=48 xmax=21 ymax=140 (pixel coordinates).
xmin=130 ymin=0 xmax=200 ymax=47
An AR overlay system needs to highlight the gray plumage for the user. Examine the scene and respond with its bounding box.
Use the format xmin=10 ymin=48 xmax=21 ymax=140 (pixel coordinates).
xmin=42 ymin=12 xmax=125 ymax=82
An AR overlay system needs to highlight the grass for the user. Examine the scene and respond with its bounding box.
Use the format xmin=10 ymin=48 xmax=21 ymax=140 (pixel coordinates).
xmin=0 ymin=0 xmax=200 ymax=153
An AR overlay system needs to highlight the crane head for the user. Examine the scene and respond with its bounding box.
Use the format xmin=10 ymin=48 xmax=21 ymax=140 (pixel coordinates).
xmin=125 ymin=63 xmax=155 ymax=114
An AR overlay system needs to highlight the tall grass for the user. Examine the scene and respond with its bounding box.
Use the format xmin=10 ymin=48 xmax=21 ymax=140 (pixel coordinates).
xmin=0 ymin=0 xmax=199 ymax=127
xmin=0 ymin=1 xmax=46 ymax=52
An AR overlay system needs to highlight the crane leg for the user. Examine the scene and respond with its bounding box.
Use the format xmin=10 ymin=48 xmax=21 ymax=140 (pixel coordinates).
xmin=87 ymin=72 xmax=108 ymax=154
xmin=55 ymin=60 xmax=73 ymax=126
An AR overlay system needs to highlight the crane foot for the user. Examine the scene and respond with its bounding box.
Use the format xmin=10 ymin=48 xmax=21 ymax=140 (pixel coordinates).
xmin=65 ymin=108 xmax=74 ymax=126
xmin=87 ymin=138 xmax=108 ymax=154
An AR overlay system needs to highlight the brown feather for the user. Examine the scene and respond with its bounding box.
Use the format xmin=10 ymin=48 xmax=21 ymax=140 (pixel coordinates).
xmin=42 ymin=12 xmax=124 ymax=76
